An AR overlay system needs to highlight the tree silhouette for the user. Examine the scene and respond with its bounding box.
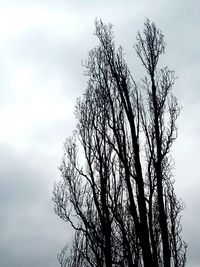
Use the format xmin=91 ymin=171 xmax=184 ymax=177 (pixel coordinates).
xmin=53 ymin=19 xmax=187 ymax=267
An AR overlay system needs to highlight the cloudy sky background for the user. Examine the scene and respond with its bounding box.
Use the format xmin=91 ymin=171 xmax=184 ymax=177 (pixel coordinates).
xmin=0 ymin=0 xmax=199 ymax=266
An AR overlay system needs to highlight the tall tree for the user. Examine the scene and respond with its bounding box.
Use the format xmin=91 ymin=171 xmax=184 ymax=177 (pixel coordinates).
xmin=53 ymin=19 xmax=187 ymax=267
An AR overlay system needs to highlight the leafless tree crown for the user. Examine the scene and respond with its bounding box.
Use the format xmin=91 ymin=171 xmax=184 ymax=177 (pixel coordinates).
xmin=53 ymin=19 xmax=187 ymax=267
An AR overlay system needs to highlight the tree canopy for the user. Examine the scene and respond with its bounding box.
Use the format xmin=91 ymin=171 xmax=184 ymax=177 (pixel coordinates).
xmin=53 ymin=19 xmax=187 ymax=267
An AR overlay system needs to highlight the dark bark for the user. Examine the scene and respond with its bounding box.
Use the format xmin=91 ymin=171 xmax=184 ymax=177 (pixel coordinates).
xmin=53 ymin=19 xmax=187 ymax=267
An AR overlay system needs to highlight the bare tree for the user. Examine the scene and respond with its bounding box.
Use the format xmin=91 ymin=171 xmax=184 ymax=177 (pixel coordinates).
xmin=53 ymin=19 xmax=187 ymax=267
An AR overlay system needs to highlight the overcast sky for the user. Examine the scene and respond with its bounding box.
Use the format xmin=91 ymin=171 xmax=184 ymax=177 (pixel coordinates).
xmin=0 ymin=0 xmax=199 ymax=266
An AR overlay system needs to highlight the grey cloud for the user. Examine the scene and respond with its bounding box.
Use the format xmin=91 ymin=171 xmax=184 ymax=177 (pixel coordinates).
xmin=0 ymin=0 xmax=199 ymax=266
xmin=183 ymin=186 xmax=200 ymax=267
xmin=0 ymin=144 xmax=72 ymax=267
